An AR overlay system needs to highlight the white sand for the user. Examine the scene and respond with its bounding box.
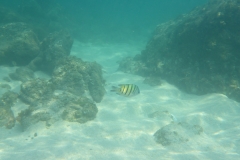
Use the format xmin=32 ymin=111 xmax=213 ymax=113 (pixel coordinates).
xmin=0 ymin=41 xmax=240 ymax=160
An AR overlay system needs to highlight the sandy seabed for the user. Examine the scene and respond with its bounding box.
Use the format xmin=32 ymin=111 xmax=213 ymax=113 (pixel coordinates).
xmin=0 ymin=41 xmax=240 ymax=160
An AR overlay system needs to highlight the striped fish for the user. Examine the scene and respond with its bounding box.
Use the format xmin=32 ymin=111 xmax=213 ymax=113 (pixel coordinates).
xmin=111 ymin=84 xmax=140 ymax=97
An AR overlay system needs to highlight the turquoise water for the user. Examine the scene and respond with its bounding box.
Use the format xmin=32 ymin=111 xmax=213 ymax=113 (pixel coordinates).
xmin=1 ymin=0 xmax=208 ymax=43
xmin=59 ymin=0 xmax=208 ymax=42
xmin=2 ymin=1 xmax=240 ymax=160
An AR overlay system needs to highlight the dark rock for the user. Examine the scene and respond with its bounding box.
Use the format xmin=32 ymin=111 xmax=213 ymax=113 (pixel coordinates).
xmin=88 ymin=62 xmax=106 ymax=103
xmin=0 ymin=91 xmax=18 ymax=129
xmin=9 ymin=67 xmax=35 ymax=82
xmin=0 ymin=91 xmax=19 ymax=108
xmin=51 ymin=56 xmax=105 ymax=102
xmin=28 ymin=30 xmax=73 ymax=73
xmin=16 ymin=107 xmax=51 ymax=131
xmin=119 ymin=0 xmax=240 ymax=102
xmin=17 ymin=91 xmax=98 ymax=130
xmin=51 ymin=57 xmax=86 ymax=96
xmin=62 ymin=97 xmax=98 ymax=123
xmin=0 ymin=22 xmax=40 ymax=66
xmin=154 ymin=122 xmax=203 ymax=146
xmin=0 ymin=107 xmax=15 ymax=129
xmin=19 ymin=78 xmax=54 ymax=105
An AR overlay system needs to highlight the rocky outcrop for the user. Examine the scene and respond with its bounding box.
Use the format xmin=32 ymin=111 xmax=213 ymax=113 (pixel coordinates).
xmin=0 ymin=91 xmax=18 ymax=129
xmin=154 ymin=122 xmax=203 ymax=146
xmin=62 ymin=96 xmax=98 ymax=124
xmin=119 ymin=0 xmax=240 ymax=102
xmin=51 ymin=56 xmax=105 ymax=102
xmin=28 ymin=30 xmax=73 ymax=73
xmin=17 ymin=92 xmax=98 ymax=131
xmin=0 ymin=2 xmax=104 ymax=130
xmin=9 ymin=67 xmax=35 ymax=82
xmin=19 ymin=78 xmax=54 ymax=105
xmin=0 ymin=23 xmax=40 ymax=66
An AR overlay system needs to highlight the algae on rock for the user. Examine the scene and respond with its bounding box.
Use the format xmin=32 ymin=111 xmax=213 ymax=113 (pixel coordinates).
xmin=0 ymin=91 xmax=18 ymax=129
xmin=51 ymin=56 xmax=105 ymax=103
xmin=62 ymin=97 xmax=98 ymax=123
xmin=16 ymin=107 xmax=51 ymax=131
xmin=17 ymin=92 xmax=98 ymax=131
xmin=118 ymin=0 xmax=240 ymax=102
xmin=28 ymin=30 xmax=73 ymax=73
xmin=19 ymin=78 xmax=54 ymax=105
xmin=9 ymin=67 xmax=35 ymax=82
xmin=0 ymin=22 xmax=40 ymax=66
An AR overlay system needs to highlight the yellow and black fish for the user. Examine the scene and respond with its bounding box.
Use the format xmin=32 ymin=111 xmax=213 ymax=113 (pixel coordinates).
xmin=111 ymin=84 xmax=140 ymax=97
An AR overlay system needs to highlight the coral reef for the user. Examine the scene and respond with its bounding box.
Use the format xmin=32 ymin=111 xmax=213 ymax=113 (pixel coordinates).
xmin=0 ymin=1 xmax=104 ymax=130
xmin=62 ymin=97 xmax=98 ymax=123
xmin=1 ymin=28 xmax=103 ymax=130
xmin=17 ymin=92 xmax=98 ymax=131
xmin=0 ymin=91 xmax=18 ymax=129
xmin=19 ymin=78 xmax=54 ymax=105
xmin=28 ymin=30 xmax=73 ymax=73
xmin=51 ymin=56 xmax=105 ymax=103
xmin=119 ymin=0 xmax=240 ymax=102
xmin=16 ymin=107 xmax=51 ymax=131
xmin=154 ymin=122 xmax=203 ymax=146
xmin=0 ymin=22 xmax=40 ymax=66
xmin=16 ymin=56 xmax=104 ymax=129
xmin=9 ymin=67 xmax=35 ymax=82
xmin=87 ymin=62 xmax=106 ymax=103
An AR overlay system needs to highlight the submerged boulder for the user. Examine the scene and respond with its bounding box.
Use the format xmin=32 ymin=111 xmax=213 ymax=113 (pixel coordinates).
xmin=154 ymin=122 xmax=203 ymax=146
xmin=0 ymin=22 xmax=40 ymax=66
xmin=28 ymin=30 xmax=73 ymax=73
xmin=9 ymin=67 xmax=35 ymax=82
xmin=62 ymin=96 xmax=98 ymax=123
xmin=51 ymin=56 xmax=105 ymax=103
xmin=119 ymin=0 xmax=240 ymax=102
xmin=0 ymin=91 xmax=18 ymax=129
xmin=17 ymin=92 xmax=98 ymax=131
xmin=16 ymin=107 xmax=51 ymax=131
xmin=0 ymin=2 xmax=103 ymax=131
xmin=19 ymin=78 xmax=54 ymax=105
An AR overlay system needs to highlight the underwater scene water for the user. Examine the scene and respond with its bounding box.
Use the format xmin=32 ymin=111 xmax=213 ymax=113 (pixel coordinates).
xmin=0 ymin=0 xmax=240 ymax=159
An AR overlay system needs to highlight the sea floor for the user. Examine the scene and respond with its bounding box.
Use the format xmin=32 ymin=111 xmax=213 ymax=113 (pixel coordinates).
xmin=0 ymin=41 xmax=240 ymax=160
